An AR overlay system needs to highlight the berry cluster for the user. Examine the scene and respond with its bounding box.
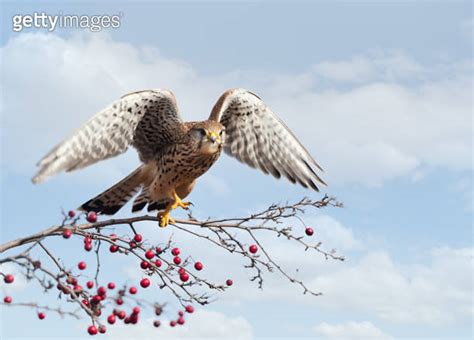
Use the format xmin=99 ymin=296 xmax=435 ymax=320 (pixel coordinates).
xmin=53 ymin=212 xmax=222 ymax=335
xmin=1 ymin=199 xmax=327 ymax=337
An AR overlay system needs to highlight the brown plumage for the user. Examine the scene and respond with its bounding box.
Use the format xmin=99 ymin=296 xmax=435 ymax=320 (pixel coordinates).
xmin=33 ymin=88 xmax=325 ymax=227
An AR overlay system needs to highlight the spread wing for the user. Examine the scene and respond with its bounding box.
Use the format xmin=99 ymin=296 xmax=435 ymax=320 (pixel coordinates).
xmin=209 ymin=88 xmax=326 ymax=191
xmin=33 ymin=89 xmax=185 ymax=184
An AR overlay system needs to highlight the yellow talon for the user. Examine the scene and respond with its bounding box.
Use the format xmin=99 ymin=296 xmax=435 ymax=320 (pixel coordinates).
xmin=171 ymin=191 xmax=191 ymax=210
xmin=157 ymin=191 xmax=191 ymax=228
xmin=158 ymin=208 xmax=175 ymax=228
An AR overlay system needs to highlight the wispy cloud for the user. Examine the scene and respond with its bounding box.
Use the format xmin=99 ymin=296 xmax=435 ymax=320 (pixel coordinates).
xmin=105 ymin=310 xmax=253 ymax=339
xmin=313 ymin=321 xmax=392 ymax=339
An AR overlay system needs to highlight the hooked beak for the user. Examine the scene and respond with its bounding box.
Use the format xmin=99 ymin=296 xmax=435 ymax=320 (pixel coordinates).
xmin=207 ymin=131 xmax=219 ymax=144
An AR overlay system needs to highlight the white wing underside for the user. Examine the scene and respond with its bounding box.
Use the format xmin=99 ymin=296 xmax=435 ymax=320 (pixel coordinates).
xmin=32 ymin=89 xmax=183 ymax=184
xmin=209 ymin=88 xmax=326 ymax=191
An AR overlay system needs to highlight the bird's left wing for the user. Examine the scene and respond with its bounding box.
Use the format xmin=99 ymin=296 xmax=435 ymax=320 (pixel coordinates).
xmin=209 ymin=88 xmax=326 ymax=191
xmin=32 ymin=89 xmax=184 ymax=184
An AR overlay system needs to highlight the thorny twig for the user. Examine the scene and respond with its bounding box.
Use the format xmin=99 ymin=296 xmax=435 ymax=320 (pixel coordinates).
xmin=0 ymin=196 xmax=343 ymax=326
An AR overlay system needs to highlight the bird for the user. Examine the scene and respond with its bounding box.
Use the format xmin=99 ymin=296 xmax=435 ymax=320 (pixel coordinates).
xmin=32 ymin=88 xmax=326 ymax=227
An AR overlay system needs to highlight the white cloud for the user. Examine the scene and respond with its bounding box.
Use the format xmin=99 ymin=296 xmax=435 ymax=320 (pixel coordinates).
xmin=311 ymin=50 xmax=424 ymax=84
xmin=0 ymin=32 xmax=471 ymax=188
xmin=313 ymin=321 xmax=392 ymax=339
xmin=277 ymin=76 xmax=472 ymax=186
xmin=310 ymin=247 xmax=474 ymax=325
xmin=215 ymin=218 xmax=473 ymax=327
xmin=105 ymin=310 xmax=253 ymax=339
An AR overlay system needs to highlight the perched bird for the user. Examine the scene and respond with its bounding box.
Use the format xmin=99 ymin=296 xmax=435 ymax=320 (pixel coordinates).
xmin=32 ymin=88 xmax=326 ymax=227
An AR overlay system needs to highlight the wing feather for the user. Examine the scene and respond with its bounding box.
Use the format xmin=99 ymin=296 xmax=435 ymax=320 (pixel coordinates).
xmin=33 ymin=89 xmax=184 ymax=184
xmin=209 ymin=88 xmax=326 ymax=191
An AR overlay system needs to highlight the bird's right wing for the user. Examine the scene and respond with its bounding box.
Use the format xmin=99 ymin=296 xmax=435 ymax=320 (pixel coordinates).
xmin=209 ymin=88 xmax=326 ymax=191
xmin=32 ymin=89 xmax=185 ymax=184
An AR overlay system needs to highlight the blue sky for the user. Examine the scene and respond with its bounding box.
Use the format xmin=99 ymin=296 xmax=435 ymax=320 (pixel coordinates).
xmin=0 ymin=1 xmax=472 ymax=339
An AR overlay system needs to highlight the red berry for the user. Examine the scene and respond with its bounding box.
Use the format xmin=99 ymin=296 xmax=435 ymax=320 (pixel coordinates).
xmin=82 ymin=299 xmax=90 ymax=307
xmin=84 ymin=236 xmax=92 ymax=244
xmin=155 ymin=247 xmax=162 ymax=254
xmin=140 ymin=260 xmax=150 ymax=269
xmin=305 ymin=227 xmax=314 ymax=236
xmin=109 ymin=244 xmax=119 ymax=253
xmin=109 ymin=233 xmax=118 ymax=241
xmin=133 ymin=234 xmax=143 ymax=243
xmin=173 ymin=256 xmax=181 ymax=265
xmin=117 ymin=311 xmax=126 ymax=319
xmin=132 ymin=306 xmax=140 ymax=314
xmin=178 ymin=311 xmax=184 ymax=317
xmin=153 ymin=320 xmax=161 ymax=327
xmin=86 ymin=281 xmax=94 ymax=289
xmin=78 ymin=261 xmax=87 ymax=270
xmin=116 ymin=298 xmax=123 ymax=305
xmin=129 ymin=241 xmax=137 ymax=249
xmin=73 ymin=284 xmax=83 ymax=293
xmin=177 ymin=316 xmax=185 ymax=325
xmin=87 ymin=325 xmax=98 ymax=335
xmin=4 ymin=274 xmax=14 ymax=284
xmin=170 ymin=320 xmax=177 ymax=327
xmin=140 ymin=278 xmax=150 ymax=288
xmin=178 ymin=267 xmax=186 ymax=275
xmin=194 ymin=262 xmax=203 ymax=271
xmin=154 ymin=259 xmax=162 ymax=267
xmin=107 ymin=314 xmax=116 ymax=324
xmin=124 ymin=317 xmax=130 ymax=324
xmin=129 ymin=286 xmax=138 ymax=294
xmin=97 ymin=286 xmax=107 ymax=296
xmin=249 ymin=244 xmax=258 ymax=254
xmin=226 ymin=279 xmax=233 ymax=286
xmin=62 ymin=229 xmax=72 ymax=239
xmin=38 ymin=312 xmax=46 ymax=320
xmin=171 ymin=247 xmax=180 ymax=256
xmin=86 ymin=212 xmax=97 ymax=223
xmin=107 ymin=282 xmax=115 ymax=290
xmin=84 ymin=243 xmax=93 ymax=252
xmin=3 ymin=296 xmax=12 ymax=303
xmin=180 ymin=273 xmax=189 ymax=282
xmin=130 ymin=313 xmax=139 ymax=324
xmin=145 ymin=249 xmax=155 ymax=259
xmin=98 ymin=326 xmax=106 ymax=334
xmin=91 ymin=295 xmax=102 ymax=304
xmin=185 ymin=305 xmax=194 ymax=313
xmin=68 ymin=210 xmax=76 ymax=218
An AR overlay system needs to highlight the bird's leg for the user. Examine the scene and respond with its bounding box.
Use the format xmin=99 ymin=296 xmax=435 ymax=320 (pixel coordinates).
xmin=170 ymin=191 xmax=191 ymax=210
xmin=158 ymin=204 xmax=175 ymax=228
xmin=158 ymin=191 xmax=190 ymax=228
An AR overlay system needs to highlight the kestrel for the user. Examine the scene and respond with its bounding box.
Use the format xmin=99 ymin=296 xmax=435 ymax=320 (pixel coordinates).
xmin=33 ymin=89 xmax=326 ymax=227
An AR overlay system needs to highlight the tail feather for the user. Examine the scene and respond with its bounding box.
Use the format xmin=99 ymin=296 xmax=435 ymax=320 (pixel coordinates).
xmin=132 ymin=186 xmax=150 ymax=212
xmin=147 ymin=200 xmax=170 ymax=212
xmin=131 ymin=186 xmax=170 ymax=212
xmin=80 ymin=166 xmax=144 ymax=215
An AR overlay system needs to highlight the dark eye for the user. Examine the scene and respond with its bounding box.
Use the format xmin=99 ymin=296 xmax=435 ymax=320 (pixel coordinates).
xmin=192 ymin=128 xmax=206 ymax=139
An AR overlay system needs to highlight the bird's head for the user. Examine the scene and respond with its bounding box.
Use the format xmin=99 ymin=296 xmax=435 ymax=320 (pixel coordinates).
xmin=190 ymin=121 xmax=225 ymax=155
